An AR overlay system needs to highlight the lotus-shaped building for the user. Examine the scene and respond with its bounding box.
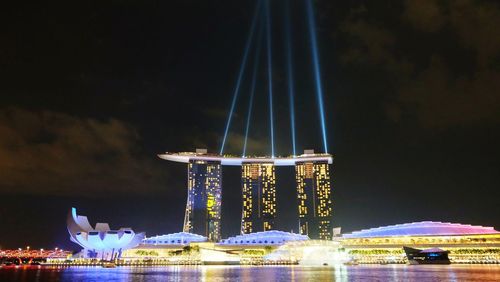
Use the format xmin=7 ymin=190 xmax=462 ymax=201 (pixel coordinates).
xmin=67 ymin=208 xmax=145 ymax=259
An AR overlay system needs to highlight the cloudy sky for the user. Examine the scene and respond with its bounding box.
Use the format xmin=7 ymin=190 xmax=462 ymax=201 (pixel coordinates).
xmin=1 ymin=0 xmax=499 ymax=249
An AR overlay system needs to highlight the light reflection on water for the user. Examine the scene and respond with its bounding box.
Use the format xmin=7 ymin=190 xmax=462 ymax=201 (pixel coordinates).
xmin=1 ymin=265 xmax=500 ymax=282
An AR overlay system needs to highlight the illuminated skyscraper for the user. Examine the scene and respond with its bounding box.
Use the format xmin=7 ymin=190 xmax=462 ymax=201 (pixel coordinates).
xmin=241 ymin=162 xmax=277 ymax=234
xmin=295 ymin=154 xmax=332 ymax=240
xmin=159 ymin=150 xmax=332 ymax=239
xmin=184 ymin=159 xmax=222 ymax=242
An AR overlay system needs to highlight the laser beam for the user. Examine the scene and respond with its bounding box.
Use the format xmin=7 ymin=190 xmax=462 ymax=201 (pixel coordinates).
xmin=219 ymin=0 xmax=262 ymax=155
xmin=305 ymin=0 xmax=328 ymax=153
xmin=285 ymin=0 xmax=297 ymax=156
xmin=242 ymin=16 xmax=264 ymax=157
xmin=265 ymin=0 xmax=275 ymax=157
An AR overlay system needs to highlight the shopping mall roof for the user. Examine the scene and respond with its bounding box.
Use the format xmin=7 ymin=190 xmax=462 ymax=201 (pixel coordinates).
xmin=143 ymin=232 xmax=207 ymax=245
xmin=219 ymin=230 xmax=309 ymax=245
xmin=343 ymin=221 xmax=500 ymax=238
xmin=158 ymin=150 xmax=332 ymax=166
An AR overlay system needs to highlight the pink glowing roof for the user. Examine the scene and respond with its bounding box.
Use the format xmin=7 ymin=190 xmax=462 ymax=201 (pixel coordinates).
xmin=343 ymin=221 xmax=499 ymax=238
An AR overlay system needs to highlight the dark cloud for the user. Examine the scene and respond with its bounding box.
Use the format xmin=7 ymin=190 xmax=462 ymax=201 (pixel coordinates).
xmin=398 ymin=56 xmax=500 ymax=128
xmin=202 ymin=108 xmax=232 ymax=119
xmin=0 ymin=107 xmax=167 ymax=196
xmin=223 ymin=132 xmax=269 ymax=156
xmin=404 ymin=0 xmax=500 ymax=67
xmin=183 ymin=131 xmax=269 ymax=156
xmin=403 ymin=0 xmax=444 ymax=32
xmin=448 ymin=0 xmax=500 ymax=67
xmin=339 ymin=0 xmax=500 ymax=128
xmin=340 ymin=19 xmax=413 ymax=75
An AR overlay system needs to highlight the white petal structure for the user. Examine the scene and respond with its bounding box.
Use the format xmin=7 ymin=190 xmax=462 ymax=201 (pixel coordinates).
xmin=67 ymin=208 xmax=145 ymax=253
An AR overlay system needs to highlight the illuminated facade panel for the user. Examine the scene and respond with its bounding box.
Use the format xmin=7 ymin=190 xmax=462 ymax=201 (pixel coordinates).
xmin=341 ymin=222 xmax=500 ymax=264
xmin=343 ymin=221 xmax=500 ymax=238
xmin=220 ymin=230 xmax=308 ymax=245
xmin=241 ymin=163 xmax=276 ymax=234
xmin=295 ymin=160 xmax=332 ymax=240
xmin=184 ymin=160 xmax=222 ymax=242
xmin=143 ymin=232 xmax=207 ymax=245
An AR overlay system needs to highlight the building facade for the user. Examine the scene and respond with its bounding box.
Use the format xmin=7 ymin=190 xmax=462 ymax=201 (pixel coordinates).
xmin=295 ymin=160 xmax=333 ymax=239
xmin=241 ymin=162 xmax=277 ymax=234
xmin=184 ymin=159 xmax=222 ymax=242
xmin=342 ymin=221 xmax=500 ymax=264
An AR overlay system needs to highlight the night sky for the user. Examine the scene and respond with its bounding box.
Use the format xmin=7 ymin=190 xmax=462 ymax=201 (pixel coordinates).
xmin=1 ymin=0 xmax=499 ymax=251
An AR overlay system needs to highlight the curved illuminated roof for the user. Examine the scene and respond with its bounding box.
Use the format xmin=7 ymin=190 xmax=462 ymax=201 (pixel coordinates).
xmin=343 ymin=221 xmax=500 ymax=238
xmin=67 ymin=208 xmax=145 ymax=250
xmin=143 ymin=232 xmax=207 ymax=245
xmin=220 ymin=230 xmax=309 ymax=245
xmin=158 ymin=151 xmax=332 ymax=166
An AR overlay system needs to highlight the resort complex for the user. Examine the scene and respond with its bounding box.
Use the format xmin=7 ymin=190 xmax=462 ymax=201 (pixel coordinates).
xmin=3 ymin=149 xmax=498 ymax=266
xmin=60 ymin=208 xmax=500 ymax=266
xmin=45 ymin=149 xmax=499 ymax=266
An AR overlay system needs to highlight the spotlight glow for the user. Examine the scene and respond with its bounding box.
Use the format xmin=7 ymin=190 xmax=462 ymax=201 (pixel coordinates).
xmin=220 ymin=0 xmax=262 ymax=155
xmin=285 ymin=1 xmax=297 ymax=156
xmin=305 ymin=0 xmax=328 ymax=153
xmin=265 ymin=0 xmax=275 ymax=157
xmin=243 ymin=18 xmax=264 ymax=157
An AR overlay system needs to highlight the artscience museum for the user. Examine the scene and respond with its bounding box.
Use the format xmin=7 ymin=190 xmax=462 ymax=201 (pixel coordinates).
xmin=67 ymin=208 xmax=145 ymax=260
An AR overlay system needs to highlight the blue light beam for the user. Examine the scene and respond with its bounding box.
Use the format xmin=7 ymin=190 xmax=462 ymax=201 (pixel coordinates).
xmin=219 ymin=0 xmax=262 ymax=155
xmin=284 ymin=0 xmax=297 ymax=156
xmin=305 ymin=0 xmax=328 ymax=153
xmin=242 ymin=17 xmax=264 ymax=157
xmin=265 ymin=0 xmax=275 ymax=157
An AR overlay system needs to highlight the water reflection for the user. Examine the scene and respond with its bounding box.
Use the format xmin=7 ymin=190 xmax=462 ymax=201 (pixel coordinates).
xmin=0 ymin=265 xmax=499 ymax=281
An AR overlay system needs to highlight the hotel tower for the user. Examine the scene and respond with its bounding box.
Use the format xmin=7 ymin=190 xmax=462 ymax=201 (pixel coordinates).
xmin=183 ymin=151 xmax=222 ymax=242
xmin=295 ymin=150 xmax=333 ymax=239
xmin=241 ymin=162 xmax=277 ymax=234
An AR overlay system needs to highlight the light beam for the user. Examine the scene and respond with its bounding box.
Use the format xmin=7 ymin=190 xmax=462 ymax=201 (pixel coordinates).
xmin=242 ymin=16 xmax=264 ymax=157
xmin=305 ymin=0 xmax=328 ymax=153
xmin=219 ymin=0 xmax=262 ymax=155
xmin=285 ymin=0 xmax=297 ymax=156
xmin=265 ymin=0 xmax=275 ymax=157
